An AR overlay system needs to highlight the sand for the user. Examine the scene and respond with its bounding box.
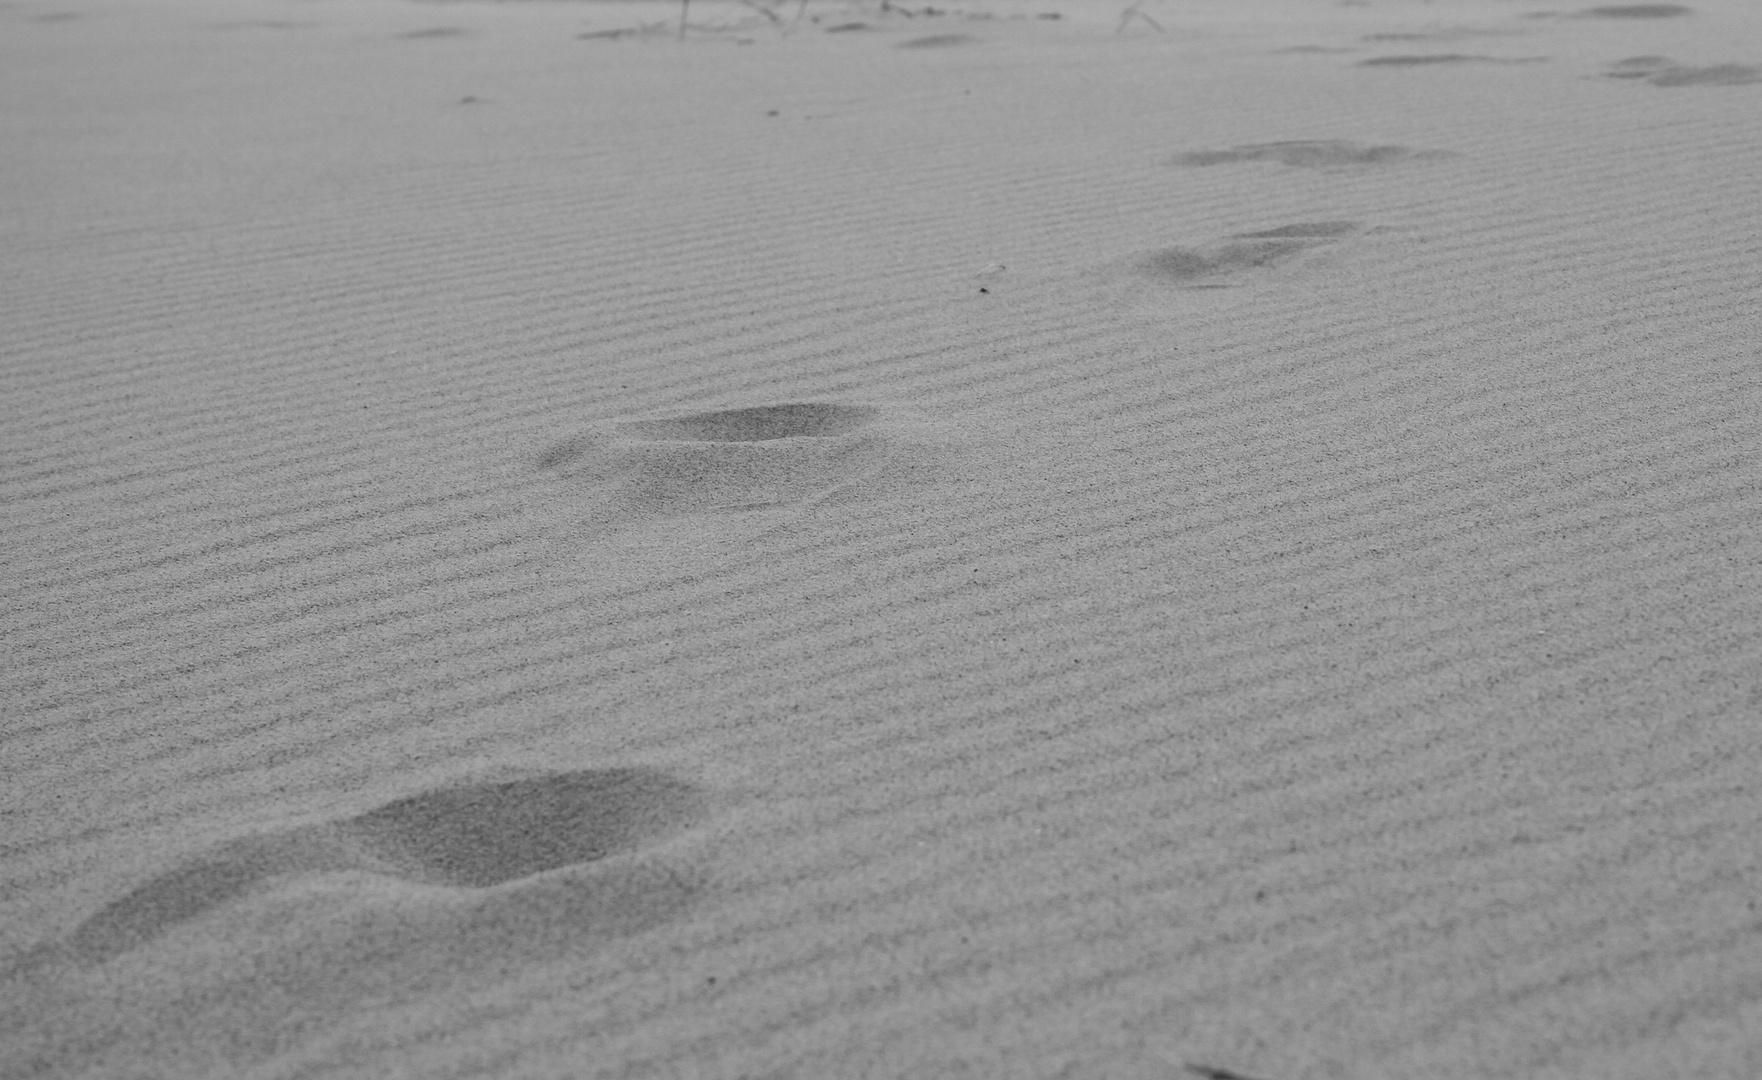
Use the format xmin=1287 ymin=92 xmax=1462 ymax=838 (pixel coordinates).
xmin=3 ymin=0 xmax=1760 ymax=1076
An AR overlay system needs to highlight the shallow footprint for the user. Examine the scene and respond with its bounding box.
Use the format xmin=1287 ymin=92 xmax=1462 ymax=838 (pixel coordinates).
xmin=898 ymin=33 xmax=975 ymax=48
xmin=1603 ymin=56 xmax=1762 ymax=86
xmin=1125 ymin=221 xmax=1364 ymax=290
xmin=1231 ymin=221 xmax=1360 ymax=240
xmin=530 ymin=401 xmax=964 ymax=560
xmin=1579 ymin=4 xmax=1692 ymax=16
xmin=1170 ymin=140 xmax=1449 ymax=168
xmin=1138 ymin=239 xmax=1310 ymax=286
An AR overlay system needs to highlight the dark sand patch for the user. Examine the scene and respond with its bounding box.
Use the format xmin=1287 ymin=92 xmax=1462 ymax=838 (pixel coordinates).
xmin=398 ymin=26 xmax=472 ymax=39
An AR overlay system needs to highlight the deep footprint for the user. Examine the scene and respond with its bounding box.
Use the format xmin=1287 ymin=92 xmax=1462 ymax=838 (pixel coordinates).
xmin=61 ymin=768 xmax=703 ymax=965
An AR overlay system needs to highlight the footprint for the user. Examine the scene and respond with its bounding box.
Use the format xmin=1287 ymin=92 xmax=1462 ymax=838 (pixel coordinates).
xmin=1605 ymin=54 xmax=1674 ymax=77
xmin=1645 ymin=63 xmax=1762 ymax=86
xmin=1138 ymin=240 xmax=1310 ymax=285
xmin=1358 ymin=53 xmax=1485 ymax=66
xmin=1581 ymin=3 xmax=1692 ymax=15
xmin=1362 ymin=27 xmax=1528 ymax=42
xmin=1358 ymin=53 xmax=1546 ymax=66
xmin=1601 ymin=55 xmax=1762 ymax=85
xmin=212 ymin=20 xmax=313 ymax=30
xmin=8 ymin=769 xmax=712 ymax=1076
xmin=898 ymin=33 xmax=976 ymax=48
xmin=341 ymin=769 xmax=702 ymax=888
xmin=1129 ymin=222 xmax=1363 ymax=289
xmin=60 ymin=768 xmax=705 ymax=966
xmin=532 ymin=402 xmax=945 ymax=552
xmin=1170 ymin=140 xmax=1441 ymax=168
xmin=1232 ymin=221 xmax=1360 ymax=240
xmin=613 ymin=402 xmax=878 ymax=444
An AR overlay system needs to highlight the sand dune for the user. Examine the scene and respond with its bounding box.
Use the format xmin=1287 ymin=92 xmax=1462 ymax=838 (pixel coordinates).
xmin=4 ymin=0 xmax=1761 ymax=1076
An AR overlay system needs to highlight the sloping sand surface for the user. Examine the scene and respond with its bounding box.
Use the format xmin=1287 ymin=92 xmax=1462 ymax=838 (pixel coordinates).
xmin=4 ymin=0 xmax=1761 ymax=1076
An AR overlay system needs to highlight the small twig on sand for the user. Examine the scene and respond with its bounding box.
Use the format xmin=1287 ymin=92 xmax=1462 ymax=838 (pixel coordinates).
xmin=1116 ymin=0 xmax=1164 ymax=34
xmin=679 ymin=0 xmax=689 ymax=39
xmin=737 ymin=0 xmax=784 ymax=24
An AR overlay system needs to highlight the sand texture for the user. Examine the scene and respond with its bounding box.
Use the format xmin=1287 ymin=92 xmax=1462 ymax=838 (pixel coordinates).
xmin=4 ymin=0 xmax=1761 ymax=1076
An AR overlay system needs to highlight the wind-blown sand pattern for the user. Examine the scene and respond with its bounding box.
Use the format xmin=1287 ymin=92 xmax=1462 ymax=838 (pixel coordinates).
xmin=3 ymin=0 xmax=1761 ymax=1077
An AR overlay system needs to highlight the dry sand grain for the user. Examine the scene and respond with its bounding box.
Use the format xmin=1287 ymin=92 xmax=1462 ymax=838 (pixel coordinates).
xmin=4 ymin=0 xmax=1761 ymax=1077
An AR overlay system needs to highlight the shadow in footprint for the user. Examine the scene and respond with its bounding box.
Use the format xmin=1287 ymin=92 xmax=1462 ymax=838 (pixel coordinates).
xmin=345 ymin=770 xmax=701 ymax=888
xmin=1171 ymin=140 xmax=1441 ymax=168
xmin=61 ymin=768 xmax=704 ymax=966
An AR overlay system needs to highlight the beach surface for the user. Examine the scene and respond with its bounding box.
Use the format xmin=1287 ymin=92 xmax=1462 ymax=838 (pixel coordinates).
xmin=3 ymin=0 xmax=1760 ymax=1076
